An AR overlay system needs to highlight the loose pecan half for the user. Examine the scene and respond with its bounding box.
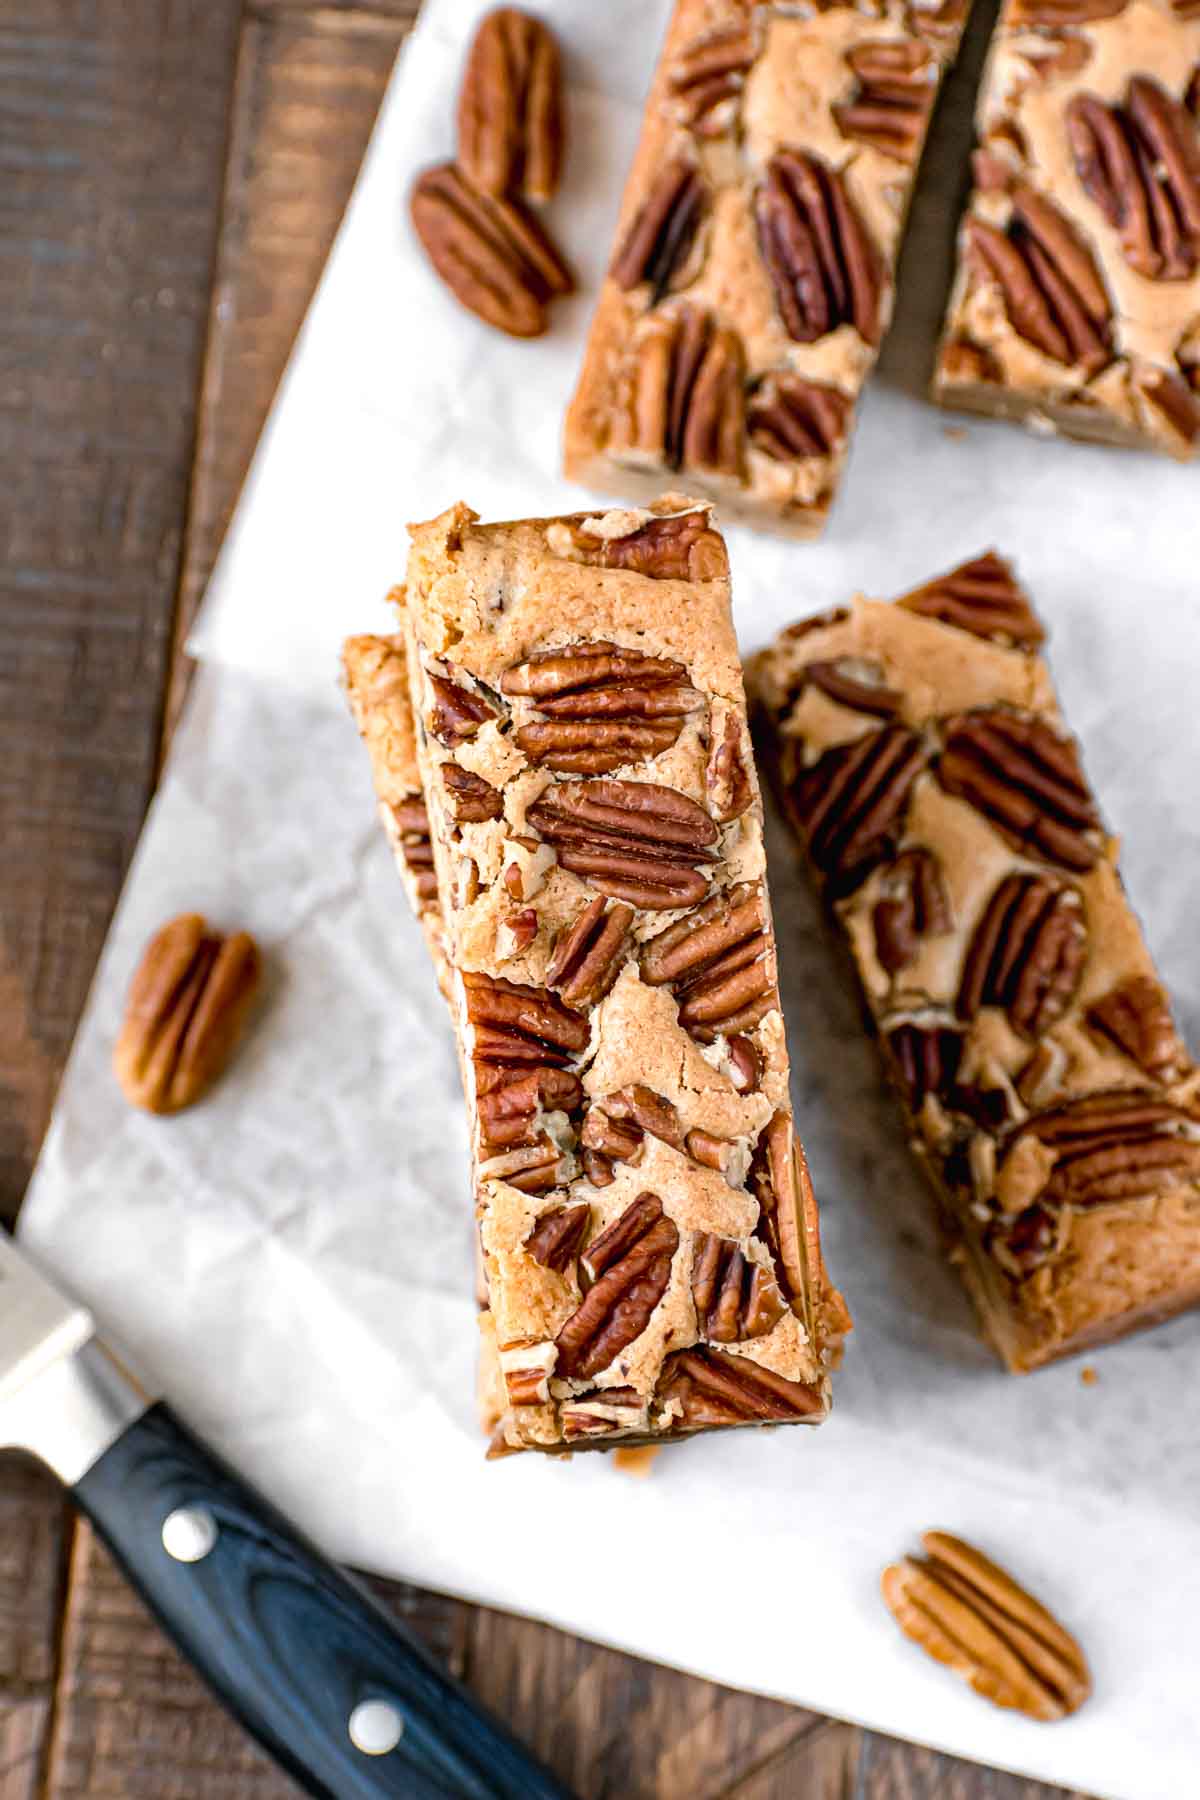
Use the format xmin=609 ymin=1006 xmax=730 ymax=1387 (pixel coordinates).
xmin=706 ymin=712 xmax=754 ymax=824
xmin=428 ymin=671 xmax=499 ymax=746
xmin=547 ymin=896 xmax=635 ymax=1006
xmin=527 ymin=778 xmax=719 ymax=910
xmin=611 ymin=156 xmax=710 ymax=298
xmin=789 ymin=723 xmax=928 ymax=895
xmin=805 ymin=657 xmax=901 ymax=718
xmin=1005 ymin=1091 xmax=1200 ymax=1210
xmin=669 ymin=24 xmax=757 ymax=136
xmin=556 ymin=1193 xmax=680 ymax=1378
xmin=525 ymin=1200 xmax=591 ymax=1273
xmin=550 ymin=510 xmax=728 ymax=582
xmin=457 ymin=8 xmax=563 ymax=203
xmin=897 ymin=552 xmax=1045 ymax=650
xmin=833 ymin=40 xmax=937 ymax=164
xmin=504 ymin=638 xmax=703 ymax=773
xmin=882 ymin=1531 xmax=1091 ymax=1720
xmin=958 ymin=874 xmax=1086 ymax=1037
xmin=692 ymin=1234 xmax=787 ymax=1342
xmin=442 ymin=762 xmax=504 ymax=823
xmin=755 ymin=151 xmax=884 ymax=346
xmin=873 ymin=848 xmax=952 ymax=975
xmin=885 ymin=1021 xmax=964 ymax=1112
xmin=1068 ymin=79 xmax=1200 ymax=281
xmin=410 ymin=162 xmax=572 ymax=338
xmin=618 ymin=305 xmax=746 ymax=479
xmin=1087 ymin=975 xmax=1184 ymax=1080
xmin=964 ymin=191 xmax=1110 ymax=372
xmin=747 ymin=372 xmax=850 ymax=462
xmin=658 ymin=1346 xmax=824 ymax=1429
xmin=640 ymin=882 xmax=775 ymax=1041
xmin=389 ymin=798 xmax=438 ymax=900
xmin=114 ymin=914 xmax=262 ymax=1115
xmin=937 ymin=710 xmax=1100 ymax=872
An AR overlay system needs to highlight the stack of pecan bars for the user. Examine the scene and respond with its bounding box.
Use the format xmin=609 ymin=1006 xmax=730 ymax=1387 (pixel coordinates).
xmin=347 ymin=498 xmax=848 ymax=1454
xmin=750 ymin=553 xmax=1200 ymax=1371
xmin=565 ymin=0 xmax=972 ymax=535
xmin=935 ymin=0 xmax=1200 ymax=454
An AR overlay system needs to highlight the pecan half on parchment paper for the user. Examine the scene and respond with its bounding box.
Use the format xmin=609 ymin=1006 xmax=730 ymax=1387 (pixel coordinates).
xmin=882 ymin=1531 xmax=1091 ymax=1720
xmin=457 ymin=7 xmax=563 ymax=203
xmin=114 ymin=914 xmax=262 ymax=1115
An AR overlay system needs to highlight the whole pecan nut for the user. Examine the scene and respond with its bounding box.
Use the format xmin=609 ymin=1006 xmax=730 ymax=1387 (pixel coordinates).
xmin=957 ymin=873 xmax=1086 ymax=1037
xmin=748 ymin=1110 xmax=812 ymax=1311
xmin=617 ymin=305 xmax=746 ymax=479
xmin=611 ymin=156 xmax=710 ymax=298
xmin=747 ymin=372 xmax=850 ymax=463
xmin=873 ymin=847 xmax=952 ymax=975
xmin=114 ymin=914 xmax=262 ymax=1115
xmin=457 ymin=7 xmax=563 ymax=203
xmin=669 ymin=24 xmax=757 ymax=137
xmin=1086 ymin=975 xmax=1184 ymax=1080
xmin=937 ymin=709 xmax=1101 ymax=872
xmin=657 ymin=1345 xmax=824 ymax=1429
xmin=556 ymin=1193 xmax=680 ymax=1378
xmin=788 ymin=722 xmax=928 ymax=895
xmin=640 ymin=882 xmax=775 ymax=1041
xmin=833 ymin=40 xmax=937 ymax=164
xmin=410 ymin=162 xmax=572 ymax=338
xmin=755 ymin=151 xmax=885 ymax=346
xmin=964 ymin=192 xmax=1110 ymax=373
xmin=691 ymin=1233 xmax=787 ymax=1342
xmin=705 ymin=711 xmax=754 ymax=824
xmin=1068 ymin=78 xmax=1200 ymax=281
xmin=897 ymin=551 xmax=1045 ymax=650
xmin=503 ymin=637 xmax=703 ymax=773
xmin=882 ymin=1531 xmax=1091 ymax=1720
xmin=527 ymin=777 xmax=719 ymax=910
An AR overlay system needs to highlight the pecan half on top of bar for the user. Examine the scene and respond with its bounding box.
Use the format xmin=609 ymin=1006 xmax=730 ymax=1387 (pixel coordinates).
xmin=398 ymin=500 xmax=846 ymax=1451
xmin=750 ymin=552 xmax=1200 ymax=1370
xmin=565 ymin=0 xmax=972 ymax=535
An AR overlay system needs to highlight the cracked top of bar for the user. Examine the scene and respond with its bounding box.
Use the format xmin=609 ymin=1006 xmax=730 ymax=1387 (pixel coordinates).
xmin=934 ymin=0 xmax=1200 ymax=456
xmin=401 ymin=495 xmax=847 ymax=1453
xmin=749 ymin=554 xmax=1200 ymax=1371
xmin=563 ymin=0 xmax=972 ymax=539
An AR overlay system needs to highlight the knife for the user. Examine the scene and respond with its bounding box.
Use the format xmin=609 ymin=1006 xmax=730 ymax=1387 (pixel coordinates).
xmin=0 ymin=1228 xmax=574 ymax=1799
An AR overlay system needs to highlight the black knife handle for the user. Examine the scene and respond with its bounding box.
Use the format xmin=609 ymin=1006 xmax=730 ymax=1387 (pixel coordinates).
xmin=72 ymin=1403 xmax=574 ymax=1800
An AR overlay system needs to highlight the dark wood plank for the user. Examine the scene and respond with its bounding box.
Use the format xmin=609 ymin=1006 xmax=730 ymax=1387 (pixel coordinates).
xmin=857 ymin=1734 xmax=1093 ymax=1800
xmin=0 ymin=0 xmax=244 ymax=1218
xmin=0 ymin=1465 xmax=68 ymax=1800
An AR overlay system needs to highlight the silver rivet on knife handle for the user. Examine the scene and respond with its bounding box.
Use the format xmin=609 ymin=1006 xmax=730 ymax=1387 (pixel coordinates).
xmin=348 ymin=1699 xmax=404 ymax=1756
xmin=162 ymin=1504 xmax=219 ymax=1563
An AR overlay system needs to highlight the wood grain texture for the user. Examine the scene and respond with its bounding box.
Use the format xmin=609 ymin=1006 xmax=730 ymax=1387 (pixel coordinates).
xmin=0 ymin=0 xmax=244 ymax=1221
xmin=0 ymin=4 xmax=1100 ymax=1798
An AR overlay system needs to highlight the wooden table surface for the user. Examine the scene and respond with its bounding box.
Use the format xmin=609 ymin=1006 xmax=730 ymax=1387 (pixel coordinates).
xmin=0 ymin=5 xmax=1096 ymax=1796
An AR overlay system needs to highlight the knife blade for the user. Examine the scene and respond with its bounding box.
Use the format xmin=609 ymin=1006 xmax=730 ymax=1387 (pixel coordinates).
xmin=0 ymin=1228 xmax=574 ymax=1800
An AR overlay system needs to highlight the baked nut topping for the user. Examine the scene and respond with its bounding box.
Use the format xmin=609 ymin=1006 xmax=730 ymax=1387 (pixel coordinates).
xmin=750 ymin=552 xmax=1200 ymax=1371
xmin=882 ymin=1531 xmax=1091 ymax=1720
xmin=375 ymin=498 xmax=846 ymax=1453
xmin=114 ymin=914 xmax=261 ymax=1115
xmin=565 ymin=0 xmax=974 ymax=536
xmin=410 ymin=162 xmax=572 ymax=339
xmin=457 ymin=7 xmax=563 ymax=203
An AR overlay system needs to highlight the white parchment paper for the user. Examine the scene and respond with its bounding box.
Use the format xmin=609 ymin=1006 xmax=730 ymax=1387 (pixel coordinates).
xmin=21 ymin=3 xmax=1200 ymax=1794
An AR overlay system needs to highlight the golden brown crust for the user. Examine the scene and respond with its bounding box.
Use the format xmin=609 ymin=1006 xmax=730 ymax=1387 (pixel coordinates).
xmin=564 ymin=0 xmax=974 ymax=537
xmin=934 ymin=0 xmax=1200 ymax=457
xmin=402 ymin=496 xmax=846 ymax=1454
xmin=749 ymin=551 xmax=1200 ymax=1370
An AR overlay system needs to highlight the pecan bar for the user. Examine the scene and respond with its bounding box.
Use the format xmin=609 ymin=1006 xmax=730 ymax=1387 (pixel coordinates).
xmin=399 ymin=496 xmax=848 ymax=1454
xmin=563 ymin=0 xmax=972 ymax=538
xmin=749 ymin=553 xmax=1200 ymax=1371
xmin=933 ymin=0 xmax=1200 ymax=455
